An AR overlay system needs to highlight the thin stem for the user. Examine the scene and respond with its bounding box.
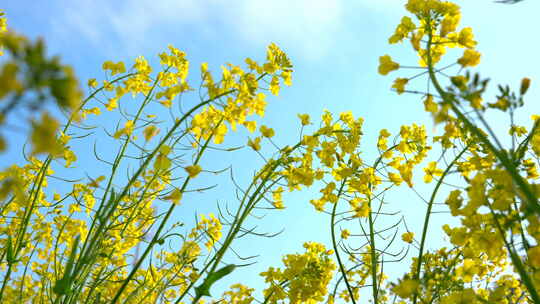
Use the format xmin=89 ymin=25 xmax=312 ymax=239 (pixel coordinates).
xmin=330 ymin=179 xmax=357 ymax=304
xmin=425 ymin=21 xmax=540 ymax=302
xmin=412 ymin=144 xmax=469 ymax=304
xmin=110 ymin=123 xmax=215 ymax=304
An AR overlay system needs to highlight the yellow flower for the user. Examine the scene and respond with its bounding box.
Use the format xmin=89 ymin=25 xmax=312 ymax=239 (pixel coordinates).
xmin=392 ymin=78 xmax=409 ymax=94
xmin=143 ymin=125 xmax=160 ymax=142
xmin=456 ymin=27 xmax=476 ymax=48
xmin=163 ymin=188 xmax=182 ymax=205
xmin=405 ymin=0 xmax=429 ymax=15
xmin=223 ymin=284 xmax=255 ymax=303
xmin=423 ymin=94 xmax=438 ymax=113
xmin=87 ymin=107 xmax=101 ymax=116
xmin=423 ymin=161 xmax=443 ymax=183
xmin=388 ymin=172 xmax=403 ymax=186
xmin=298 ymin=113 xmax=311 ymax=126
xmin=350 ymin=198 xmax=370 ymax=218
xmin=402 ymin=231 xmax=414 ymax=243
xmin=440 ymin=14 xmax=460 ymax=37
xmin=272 ymin=187 xmax=285 ymax=209
xmin=457 ymin=49 xmax=481 ymax=67
xmin=113 ymin=120 xmax=134 ymax=139
xmin=440 ymin=289 xmax=478 ymax=304
xmin=87 ymin=78 xmax=98 ymax=88
xmin=398 ymin=163 xmax=413 ymax=187
xmin=63 ymin=149 xmax=77 ymax=168
xmin=154 ymin=149 xmax=171 ymax=172
xmin=102 ymin=80 xmax=114 ymax=91
xmin=281 ymin=70 xmax=292 ymax=86
xmin=272 ymin=201 xmax=285 ymax=209
xmin=31 ymin=113 xmax=61 ymax=155
xmin=105 ymin=97 xmax=118 ymax=111
xmin=213 ymin=123 xmax=228 ymax=144
xmin=322 ymin=110 xmax=333 ymax=126
xmin=159 ymin=98 xmax=172 ymax=108
xmin=455 ymin=259 xmax=478 ymax=282
xmin=263 ymin=62 xmax=277 ymax=74
xmin=124 ymin=120 xmax=134 ymax=134
xmin=243 ymin=121 xmax=257 ymax=133
xmin=192 ymin=213 xmax=222 ymax=250
xmin=0 ymin=11 xmax=6 ymax=57
xmin=389 ymin=16 xmax=416 ymax=44
xmin=270 ymin=75 xmax=280 ymax=95
xmin=185 ymin=165 xmax=202 ymax=178
xmin=102 ymin=60 xmax=126 ymax=75
xmin=248 ymin=137 xmax=261 ymax=151
xmin=393 ymin=278 xmax=419 ymax=299
xmin=410 ymin=30 xmax=423 ymax=51
xmin=53 ymin=193 xmax=61 ymax=201
xmin=377 ymin=129 xmax=390 ymax=150
xmin=0 ymin=11 xmax=6 ymax=33
xmin=261 ymin=242 xmax=336 ymax=303
xmin=260 ymin=125 xmax=275 ymax=138
xmin=341 ymin=229 xmax=350 ymax=239
xmin=378 ymin=55 xmax=399 ymax=75
xmin=68 ymin=203 xmax=81 ymax=213
xmin=134 ymin=55 xmax=152 ymax=75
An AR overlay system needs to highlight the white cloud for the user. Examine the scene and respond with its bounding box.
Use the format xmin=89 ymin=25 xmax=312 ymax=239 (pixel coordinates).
xmin=232 ymin=0 xmax=344 ymax=60
xmin=51 ymin=0 xmax=208 ymax=56
xmin=53 ymin=0 xmax=346 ymax=61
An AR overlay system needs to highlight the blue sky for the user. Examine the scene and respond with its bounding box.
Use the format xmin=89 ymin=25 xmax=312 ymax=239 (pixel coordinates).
xmin=3 ymin=0 xmax=540 ymax=301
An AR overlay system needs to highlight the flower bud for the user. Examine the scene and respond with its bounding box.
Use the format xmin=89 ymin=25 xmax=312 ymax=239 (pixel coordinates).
xmin=520 ymin=77 xmax=531 ymax=95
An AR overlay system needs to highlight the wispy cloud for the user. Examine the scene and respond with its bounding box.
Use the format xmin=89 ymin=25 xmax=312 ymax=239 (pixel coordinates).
xmin=231 ymin=0 xmax=344 ymax=60
xmin=50 ymin=0 xmax=206 ymax=56
xmin=52 ymin=0 xmax=346 ymax=61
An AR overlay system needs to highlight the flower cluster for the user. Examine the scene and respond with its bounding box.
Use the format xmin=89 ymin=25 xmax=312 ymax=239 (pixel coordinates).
xmin=260 ymin=242 xmax=336 ymax=303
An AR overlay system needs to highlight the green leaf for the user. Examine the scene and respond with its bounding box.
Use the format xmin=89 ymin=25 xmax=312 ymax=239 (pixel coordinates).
xmin=194 ymin=264 xmax=236 ymax=298
xmin=514 ymin=120 xmax=540 ymax=164
xmin=53 ymin=235 xmax=80 ymax=295
xmin=6 ymin=235 xmax=15 ymax=264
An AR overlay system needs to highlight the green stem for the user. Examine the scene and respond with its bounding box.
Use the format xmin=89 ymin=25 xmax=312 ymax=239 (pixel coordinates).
xmin=76 ymin=72 xmax=164 ymax=278
xmin=367 ymin=202 xmax=378 ymax=304
xmin=0 ymin=73 xmax=134 ymax=303
xmin=366 ymin=145 xmax=398 ymax=303
xmin=184 ymin=153 xmax=288 ymax=304
xmin=488 ymin=206 xmax=540 ymax=303
xmin=425 ymin=27 xmax=539 ymax=218
xmin=330 ymin=179 xmax=357 ymax=304
xmin=412 ymin=144 xmax=469 ymax=304
xmin=109 ymin=124 xmax=214 ymax=304
xmin=0 ymin=265 xmax=12 ymax=301
xmin=425 ymin=21 xmax=540 ymax=303
xmin=178 ymin=132 xmax=335 ymax=304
